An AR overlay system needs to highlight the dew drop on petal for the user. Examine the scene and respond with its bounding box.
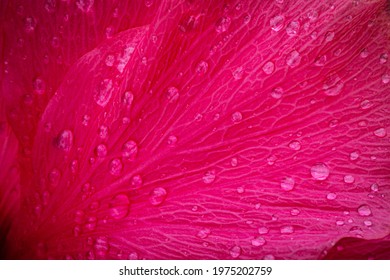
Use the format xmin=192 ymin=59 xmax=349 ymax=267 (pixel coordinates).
xmin=258 ymin=226 xmax=269 ymax=234
xmin=323 ymin=74 xmax=344 ymax=96
xmin=373 ymin=128 xmax=386 ymax=138
xmin=286 ymin=21 xmax=300 ymax=36
xmin=364 ymin=220 xmax=373 ymax=227
xmin=370 ymin=183 xmax=379 ymax=192
xmin=231 ymin=157 xmax=238 ymax=167
xmin=280 ymin=225 xmax=294 ymax=234
xmin=76 ymin=0 xmax=94 ymax=13
xmin=231 ymin=111 xmax=243 ymax=123
xmin=280 ymin=177 xmax=295 ymax=191
xmin=149 ymin=187 xmax=167 ymax=206
xmin=24 ymin=17 xmax=37 ymax=33
xmin=94 ymin=79 xmax=114 ymax=107
xmin=105 ymin=54 xmax=115 ymax=67
xmin=195 ymin=60 xmax=209 ymax=75
xmin=166 ymin=86 xmax=179 ymax=102
xmin=290 ymin=208 xmax=300 ymax=216
xmin=311 ymin=163 xmax=330 ymax=181
xmin=314 ymin=55 xmax=327 ymax=66
xmin=360 ymin=48 xmax=369 ymax=58
xmin=229 ymin=246 xmax=241 ymax=258
xmin=382 ymin=73 xmax=390 ymax=84
xmin=233 ymin=67 xmax=244 ymax=80
xmin=360 ymin=100 xmax=373 ymax=110
xmin=357 ymin=205 xmax=372 ymax=216
xmin=286 ymin=50 xmax=301 ymax=68
xmin=264 ymin=254 xmax=275 ymax=260
xmin=197 ymin=228 xmax=210 ymax=239
xmin=344 ymin=175 xmax=355 ymax=184
xmin=307 ymin=10 xmax=319 ymax=21
xmin=271 ymin=87 xmax=284 ymax=99
xmin=325 ymin=31 xmax=335 ymax=42
xmin=131 ymin=174 xmax=143 ymax=188
xmin=262 ymin=61 xmax=275 ymax=75
xmin=167 ymin=135 xmax=178 ymax=146
xmin=203 ymin=170 xmax=216 ymax=184
xmin=54 ymin=130 xmax=73 ymax=152
xmin=288 ymin=140 xmax=301 ymax=150
xmin=33 ymin=78 xmax=46 ymax=95
xmin=336 ymin=220 xmax=345 ymax=226
xmin=350 ymin=151 xmax=359 ymax=161
xmin=251 ymin=237 xmax=266 ymax=247
xmin=327 ymin=193 xmax=337 ymax=200
xmin=109 ymin=158 xmax=123 ymax=176
xmin=95 ymin=144 xmax=107 ymax=158
xmin=270 ymin=15 xmax=285 ymax=32
xmin=98 ymin=125 xmax=108 ymax=139
xmin=215 ymin=16 xmax=231 ymax=33
xmin=109 ymin=194 xmax=130 ymax=219
xmin=122 ymin=140 xmax=138 ymax=160
xmin=379 ymin=53 xmax=388 ymax=64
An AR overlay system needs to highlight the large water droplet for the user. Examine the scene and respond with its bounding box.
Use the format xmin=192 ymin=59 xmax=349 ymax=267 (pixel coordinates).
xmin=109 ymin=194 xmax=130 ymax=219
xmin=286 ymin=21 xmax=300 ymax=36
xmin=357 ymin=205 xmax=372 ymax=216
xmin=373 ymin=128 xmax=386 ymax=138
xmin=95 ymin=144 xmax=107 ymax=158
xmin=94 ymin=79 xmax=114 ymax=107
xmin=149 ymin=187 xmax=167 ymax=206
xmin=270 ymin=15 xmax=285 ymax=32
xmin=280 ymin=225 xmax=294 ymax=234
xmin=215 ymin=16 xmax=231 ymax=33
xmin=229 ymin=246 xmax=241 ymax=258
xmin=33 ymin=78 xmax=46 ymax=95
xmin=344 ymin=175 xmax=355 ymax=184
xmin=54 ymin=130 xmax=73 ymax=152
xmin=271 ymin=87 xmax=284 ymax=99
xmin=280 ymin=177 xmax=295 ymax=191
xmin=251 ymin=237 xmax=266 ymax=247
xmin=323 ymin=74 xmax=344 ymax=96
xmin=197 ymin=228 xmax=210 ymax=239
xmin=76 ymin=0 xmax=94 ymax=13
xmin=288 ymin=140 xmax=301 ymax=150
xmin=122 ymin=140 xmax=138 ymax=160
xmin=262 ymin=61 xmax=275 ymax=75
xmin=109 ymin=158 xmax=123 ymax=175
xmin=202 ymin=170 xmax=216 ymax=184
xmin=286 ymin=50 xmax=301 ymax=68
xmin=310 ymin=163 xmax=330 ymax=181
xmin=231 ymin=111 xmax=243 ymax=123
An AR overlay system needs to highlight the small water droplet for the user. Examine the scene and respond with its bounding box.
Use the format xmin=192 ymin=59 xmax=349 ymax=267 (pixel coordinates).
xmin=94 ymin=236 xmax=109 ymax=258
xmin=270 ymin=15 xmax=284 ymax=32
xmin=286 ymin=21 xmax=300 ymax=36
xmin=323 ymin=74 xmax=344 ymax=96
xmin=258 ymin=226 xmax=269 ymax=234
xmin=373 ymin=128 xmax=386 ymax=138
xmin=231 ymin=157 xmax=238 ymax=167
xmin=311 ymin=163 xmax=330 ymax=181
xmin=192 ymin=205 xmax=198 ymax=212
xmin=364 ymin=220 xmax=372 ymax=227
xmin=251 ymin=237 xmax=266 ymax=247
xmin=314 ymin=55 xmax=327 ymax=66
xmin=264 ymin=254 xmax=275 ymax=260
xmin=360 ymin=48 xmax=369 ymax=58
xmin=336 ymin=220 xmax=345 ymax=226
xmin=349 ymin=151 xmax=359 ymax=161
xmin=166 ymin=86 xmax=179 ymax=102
xmin=197 ymin=228 xmax=210 ymax=239
xmin=76 ymin=0 xmax=94 ymax=13
xmin=232 ymin=67 xmax=244 ymax=80
xmin=122 ymin=91 xmax=134 ymax=108
xmin=85 ymin=216 xmax=97 ymax=231
xmin=327 ymin=192 xmax=337 ymax=200
xmin=280 ymin=177 xmax=295 ymax=191
xmin=54 ymin=130 xmax=73 ymax=152
xmin=105 ymin=54 xmax=115 ymax=67
xmin=128 ymin=252 xmax=138 ymax=260
xmin=149 ymin=187 xmax=167 ymax=206
xmin=280 ymin=225 xmax=294 ymax=234
xmin=24 ymin=17 xmax=37 ymax=33
xmin=122 ymin=140 xmax=138 ymax=160
xmin=109 ymin=194 xmax=130 ymax=219
xmin=286 ymin=50 xmax=301 ymax=68
xmin=48 ymin=168 xmax=61 ymax=186
xmin=51 ymin=36 xmax=60 ymax=48
xmin=262 ymin=61 xmax=275 ymax=75
xmin=44 ymin=0 xmax=56 ymax=13
xmin=236 ymin=186 xmax=245 ymax=194
xmin=344 ymin=175 xmax=355 ymax=184
xmin=131 ymin=174 xmax=143 ymax=188
xmin=379 ymin=53 xmax=388 ymax=64
xmin=203 ymin=170 xmax=216 ymax=184
xmin=360 ymin=99 xmax=373 ymax=110
xmin=33 ymin=78 xmax=46 ymax=95
xmin=98 ymin=125 xmax=108 ymax=139
xmin=370 ymin=183 xmax=379 ymax=192
xmin=82 ymin=114 xmax=90 ymax=126
xmin=231 ymin=111 xmax=243 ymax=123
xmin=229 ymin=246 xmax=241 ymax=258
xmin=95 ymin=144 xmax=107 ymax=158
xmin=267 ymin=155 xmax=277 ymax=165
xmin=74 ymin=210 xmax=85 ymax=224
xmin=167 ymin=135 xmax=177 ymax=146
xmin=381 ymin=73 xmax=390 ymax=84
xmin=357 ymin=205 xmax=372 ymax=216
xmin=271 ymin=87 xmax=284 ymax=99
xmin=307 ymin=10 xmax=319 ymax=21
xmin=94 ymin=79 xmax=114 ymax=107
xmin=215 ymin=16 xmax=231 ymax=33
xmin=325 ymin=31 xmax=335 ymax=42
xmin=288 ymin=140 xmax=301 ymax=150
xmin=195 ymin=60 xmax=209 ymax=75
xmin=290 ymin=208 xmax=300 ymax=216
xmin=109 ymin=158 xmax=123 ymax=175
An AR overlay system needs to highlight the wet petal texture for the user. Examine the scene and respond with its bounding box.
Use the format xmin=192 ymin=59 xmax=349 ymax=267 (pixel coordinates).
xmin=1 ymin=0 xmax=390 ymax=259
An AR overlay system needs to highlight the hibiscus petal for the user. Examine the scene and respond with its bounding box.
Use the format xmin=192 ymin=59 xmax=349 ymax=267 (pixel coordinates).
xmin=3 ymin=0 xmax=390 ymax=259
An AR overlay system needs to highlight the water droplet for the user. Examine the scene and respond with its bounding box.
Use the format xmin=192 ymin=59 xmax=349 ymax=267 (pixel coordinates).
xmin=288 ymin=140 xmax=301 ymax=150
xmin=349 ymin=151 xmax=359 ymax=161
xmin=290 ymin=208 xmax=300 ymax=216
xmin=192 ymin=205 xmax=198 ymax=212
xmin=144 ymin=0 xmax=153 ymax=7
xmin=373 ymin=128 xmax=386 ymax=138
xmin=109 ymin=194 xmax=130 ymax=219
xmin=314 ymin=55 xmax=327 ymax=66
xmin=202 ymin=170 xmax=216 ymax=184
xmin=364 ymin=220 xmax=372 ymax=227
xmin=264 ymin=254 xmax=275 ymax=260
xmin=270 ymin=15 xmax=285 ymax=32
xmin=167 ymin=135 xmax=177 ymax=146
xmin=197 ymin=228 xmax=210 ymax=239
xmin=195 ymin=60 xmax=209 ymax=75
xmin=267 ymin=155 xmax=277 ymax=165
xmin=327 ymin=192 xmax=337 ymax=200
xmin=336 ymin=220 xmax=345 ymax=226
xmin=105 ymin=54 xmax=115 ymax=67
xmin=74 ymin=210 xmax=85 ymax=224
xmin=280 ymin=225 xmax=294 ymax=234
xmin=286 ymin=50 xmax=301 ymax=68
xmin=233 ymin=67 xmax=244 ymax=80
xmin=128 ymin=252 xmax=138 ymax=260
xmin=360 ymin=99 xmax=373 ymax=110
xmin=24 ymin=17 xmax=37 ymax=33
xmin=54 ymin=130 xmax=73 ymax=152
xmin=131 ymin=174 xmax=143 ymax=188
xmin=271 ymin=87 xmax=284 ymax=99
xmin=109 ymin=158 xmax=123 ymax=175
xmin=251 ymin=237 xmax=266 ymax=247
xmin=94 ymin=79 xmax=114 ymax=107
xmin=122 ymin=140 xmax=138 ymax=160
xmin=85 ymin=216 xmax=97 ymax=231
xmin=325 ymin=31 xmax=335 ymax=42
xmin=262 ymin=61 xmax=275 ymax=75
xmin=166 ymin=86 xmax=179 ymax=102
xmin=76 ymin=0 xmax=94 ymax=13
xmin=360 ymin=48 xmax=369 ymax=58
xmin=48 ymin=168 xmax=61 ymax=186
xmin=381 ymin=73 xmax=390 ymax=84
xmin=280 ymin=177 xmax=295 ymax=191
xmin=44 ymin=0 xmax=56 ymax=13
xmin=229 ymin=246 xmax=241 ymax=258
xmin=149 ymin=187 xmax=167 ymax=206
xmin=94 ymin=237 xmax=109 ymax=258
xmin=379 ymin=53 xmax=388 ymax=64
xmin=215 ymin=16 xmax=231 ymax=33
xmin=311 ymin=163 xmax=330 ymax=181
xmin=95 ymin=144 xmax=107 ymax=158
xmin=82 ymin=114 xmax=90 ymax=126
xmin=33 ymin=78 xmax=46 ymax=95
xmin=231 ymin=111 xmax=243 ymax=123
xmin=98 ymin=125 xmax=108 ymax=139
xmin=231 ymin=157 xmax=238 ymax=167
xmin=236 ymin=186 xmax=245 ymax=194
xmin=370 ymin=183 xmax=379 ymax=192
xmin=307 ymin=10 xmax=319 ymax=21
xmin=357 ymin=205 xmax=372 ymax=216
xmin=344 ymin=175 xmax=355 ymax=184
xmin=258 ymin=226 xmax=269 ymax=234
xmin=286 ymin=21 xmax=300 ymax=36
xmin=323 ymin=74 xmax=344 ymax=96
